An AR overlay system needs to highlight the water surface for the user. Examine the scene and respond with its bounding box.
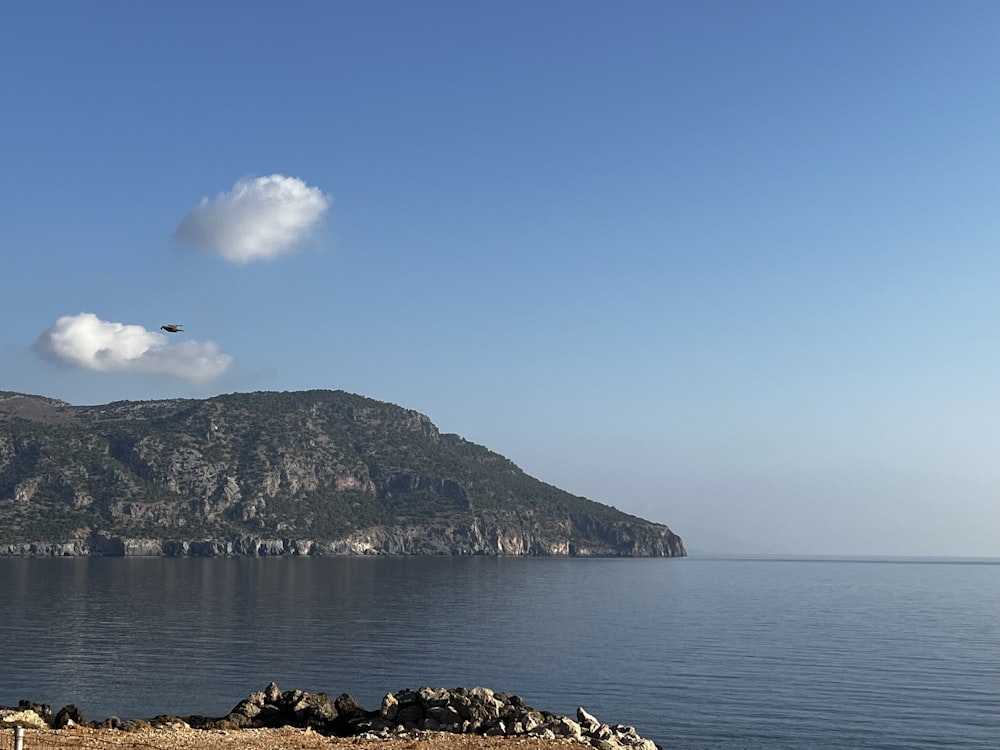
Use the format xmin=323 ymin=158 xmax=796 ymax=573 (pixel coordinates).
xmin=1 ymin=555 xmax=998 ymax=749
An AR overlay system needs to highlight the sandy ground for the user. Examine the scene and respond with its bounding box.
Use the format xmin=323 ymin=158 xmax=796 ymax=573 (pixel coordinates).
xmin=11 ymin=727 xmax=583 ymax=750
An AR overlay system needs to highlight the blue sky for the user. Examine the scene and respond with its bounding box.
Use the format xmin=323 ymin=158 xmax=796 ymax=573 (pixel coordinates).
xmin=3 ymin=1 xmax=999 ymax=556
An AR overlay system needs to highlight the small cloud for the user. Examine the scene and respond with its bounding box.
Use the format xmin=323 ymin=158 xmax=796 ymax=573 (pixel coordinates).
xmin=34 ymin=313 xmax=233 ymax=383
xmin=173 ymin=174 xmax=331 ymax=264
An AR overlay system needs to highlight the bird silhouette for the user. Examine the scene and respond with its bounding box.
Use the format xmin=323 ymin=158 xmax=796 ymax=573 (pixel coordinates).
xmin=160 ymin=324 xmax=184 ymax=333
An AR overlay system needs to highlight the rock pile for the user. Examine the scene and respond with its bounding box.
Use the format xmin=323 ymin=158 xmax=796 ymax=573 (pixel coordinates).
xmin=0 ymin=701 xmax=86 ymax=730
xmin=213 ymin=684 xmax=659 ymax=750
xmin=1 ymin=684 xmax=659 ymax=750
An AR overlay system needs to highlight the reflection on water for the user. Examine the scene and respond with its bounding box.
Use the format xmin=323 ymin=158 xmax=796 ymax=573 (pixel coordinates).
xmin=1 ymin=556 xmax=646 ymax=722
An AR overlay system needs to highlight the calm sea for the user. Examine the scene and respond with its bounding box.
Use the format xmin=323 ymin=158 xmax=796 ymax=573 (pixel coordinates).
xmin=1 ymin=555 xmax=998 ymax=749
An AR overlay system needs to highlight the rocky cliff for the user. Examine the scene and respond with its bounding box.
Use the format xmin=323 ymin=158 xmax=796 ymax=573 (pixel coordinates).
xmin=0 ymin=389 xmax=685 ymax=557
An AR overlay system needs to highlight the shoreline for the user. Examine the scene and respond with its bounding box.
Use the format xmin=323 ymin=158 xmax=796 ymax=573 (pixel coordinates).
xmin=1 ymin=684 xmax=660 ymax=750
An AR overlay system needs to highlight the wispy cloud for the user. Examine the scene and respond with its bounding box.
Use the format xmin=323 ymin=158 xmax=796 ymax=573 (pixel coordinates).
xmin=34 ymin=313 xmax=233 ymax=383
xmin=173 ymin=174 xmax=331 ymax=264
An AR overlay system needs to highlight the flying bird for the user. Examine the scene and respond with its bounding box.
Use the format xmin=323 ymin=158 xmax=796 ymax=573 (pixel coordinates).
xmin=160 ymin=324 xmax=184 ymax=333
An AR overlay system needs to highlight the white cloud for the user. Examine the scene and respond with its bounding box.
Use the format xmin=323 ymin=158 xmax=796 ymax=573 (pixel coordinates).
xmin=34 ymin=313 xmax=233 ymax=383
xmin=173 ymin=174 xmax=331 ymax=264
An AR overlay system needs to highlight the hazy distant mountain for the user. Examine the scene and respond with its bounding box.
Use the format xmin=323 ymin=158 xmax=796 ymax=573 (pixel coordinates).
xmin=0 ymin=389 xmax=685 ymax=557
xmin=679 ymin=523 xmax=788 ymax=557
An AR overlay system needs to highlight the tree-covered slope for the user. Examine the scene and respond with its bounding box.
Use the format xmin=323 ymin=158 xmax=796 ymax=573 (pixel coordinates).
xmin=0 ymin=390 xmax=685 ymax=557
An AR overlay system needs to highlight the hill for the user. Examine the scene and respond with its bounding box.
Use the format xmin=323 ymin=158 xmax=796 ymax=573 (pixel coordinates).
xmin=0 ymin=389 xmax=685 ymax=557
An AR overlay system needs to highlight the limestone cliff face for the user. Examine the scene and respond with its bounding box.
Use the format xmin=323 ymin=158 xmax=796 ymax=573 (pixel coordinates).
xmin=0 ymin=390 xmax=685 ymax=558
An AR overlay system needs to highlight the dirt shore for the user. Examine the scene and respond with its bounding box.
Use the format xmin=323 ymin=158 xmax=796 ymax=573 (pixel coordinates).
xmin=17 ymin=726 xmax=583 ymax=750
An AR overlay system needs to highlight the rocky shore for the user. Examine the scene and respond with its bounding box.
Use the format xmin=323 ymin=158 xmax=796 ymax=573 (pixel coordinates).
xmin=1 ymin=684 xmax=659 ymax=750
